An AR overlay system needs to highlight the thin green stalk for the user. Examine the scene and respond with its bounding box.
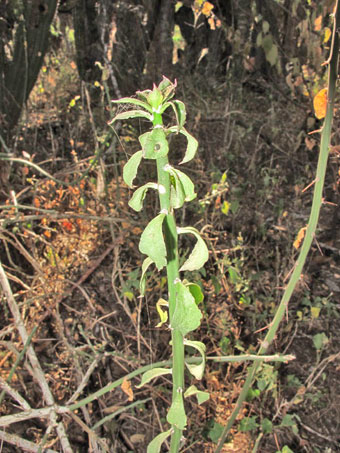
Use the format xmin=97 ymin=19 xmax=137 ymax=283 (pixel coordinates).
xmin=215 ymin=5 xmax=340 ymax=451
xmin=153 ymin=112 xmax=184 ymax=452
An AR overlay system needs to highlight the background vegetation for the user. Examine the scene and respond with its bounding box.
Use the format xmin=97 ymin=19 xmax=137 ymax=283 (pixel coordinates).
xmin=0 ymin=1 xmax=339 ymax=452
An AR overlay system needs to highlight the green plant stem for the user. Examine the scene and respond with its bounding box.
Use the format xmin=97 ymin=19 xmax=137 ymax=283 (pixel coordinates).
xmin=153 ymin=111 xmax=184 ymax=451
xmin=215 ymin=4 xmax=340 ymax=451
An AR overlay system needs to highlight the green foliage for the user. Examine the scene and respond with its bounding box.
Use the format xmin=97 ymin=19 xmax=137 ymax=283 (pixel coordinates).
xmin=112 ymin=77 xmax=209 ymax=451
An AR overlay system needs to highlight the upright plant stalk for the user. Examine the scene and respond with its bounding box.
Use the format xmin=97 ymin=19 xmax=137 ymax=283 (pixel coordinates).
xmin=153 ymin=112 xmax=184 ymax=451
xmin=215 ymin=4 xmax=340 ymax=451
xmin=110 ymin=78 xmax=210 ymax=452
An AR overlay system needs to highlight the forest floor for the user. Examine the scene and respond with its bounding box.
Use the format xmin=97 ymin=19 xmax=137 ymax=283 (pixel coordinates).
xmin=1 ymin=56 xmax=340 ymax=453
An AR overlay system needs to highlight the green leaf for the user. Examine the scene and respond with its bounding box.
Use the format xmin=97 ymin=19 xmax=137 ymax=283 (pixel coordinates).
xmin=136 ymin=367 xmax=172 ymax=388
xmin=171 ymin=281 xmax=202 ymax=335
xmin=123 ymin=151 xmax=143 ymax=187
xmin=167 ymin=126 xmax=198 ymax=164
xmin=261 ymin=418 xmax=273 ymax=434
xmin=139 ymin=214 xmax=166 ymax=270
xmin=281 ymin=447 xmax=294 ymax=453
xmin=129 ymin=182 xmax=160 ymax=212
xmin=185 ymin=281 xmax=204 ymax=304
xmin=239 ymin=416 xmax=259 ymax=432
xmin=312 ymin=332 xmax=328 ymax=350
xmin=166 ymin=166 xmax=196 ymax=209
xmin=177 ymin=227 xmax=209 ymax=272
xmin=112 ymin=97 xmax=153 ymax=113
xmin=147 ymin=429 xmax=172 ymax=453
xmin=140 ymin=257 xmax=154 ymax=296
xmin=156 ymin=298 xmax=168 ymax=327
xmin=147 ymin=87 xmax=163 ymax=110
xmin=208 ymin=421 xmax=224 ymax=443
xmin=109 ymin=109 xmax=152 ymax=124
xmin=169 ymin=100 xmax=186 ymax=129
xmin=167 ymin=390 xmax=187 ymax=429
xmin=184 ymin=339 xmax=206 ymax=379
xmin=184 ymin=384 xmax=210 ymax=404
xmin=139 ymin=128 xmax=169 ymax=159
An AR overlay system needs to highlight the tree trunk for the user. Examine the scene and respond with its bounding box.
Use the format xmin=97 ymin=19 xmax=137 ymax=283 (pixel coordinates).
xmin=145 ymin=0 xmax=174 ymax=84
xmin=0 ymin=0 xmax=58 ymax=138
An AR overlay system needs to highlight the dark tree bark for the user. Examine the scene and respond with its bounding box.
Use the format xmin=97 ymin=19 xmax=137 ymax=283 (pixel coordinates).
xmin=72 ymin=0 xmax=102 ymax=84
xmin=144 ymin=0 xmax=175 ymax=85
xmin=0 ymin=0 xmax=58 ymax=138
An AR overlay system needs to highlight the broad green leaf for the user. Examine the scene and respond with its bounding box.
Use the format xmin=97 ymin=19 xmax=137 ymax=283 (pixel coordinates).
xmin=177 ymin=227 xmax=209 ymax=272
xmin=112 ymin=97 xmax=153 ymax=113
xmin=147 ymin=429 xmax=172 ymax=453
xmin=139 ymin=214 xmax=166 ymax=270
xmin=184 ymin=339 xmax=206 ymax=380
xmin=109 ymin=109 xmax=152 ymax=124
xmin=169 ymin=100 xmax=186 ymax=129
xmin=185 ymin=281 xmax=204 ymax=304
xmin=156 ymin=298 xmax=168 ymax=327
xmin=139 ymin=128 xmax=169 ymax=160
xmin=167 ymin=390 xmax=187 ymax=429
xmin=140 ymin=257 xmax=154 ymax=296
xmin=136 ymin=367 xmax=172 ymax=388
xmin=184 ymin=385 xmax=210 ymax=404
xmin=166 ymin=166 xmax=196 ymax=209
xmin=129 ymin=182 xmax=160 ymax=212
xmin=123 ymin=151 xmax=143 ymax=187
xmin=171 ymin=282 xmax=202 ymax=335
xmin=167 ymin=126 xmax=198 ymax=164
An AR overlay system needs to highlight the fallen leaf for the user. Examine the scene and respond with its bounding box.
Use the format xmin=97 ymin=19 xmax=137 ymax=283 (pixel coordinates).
xmin=121 ymin=379 xmax=134 ymax=401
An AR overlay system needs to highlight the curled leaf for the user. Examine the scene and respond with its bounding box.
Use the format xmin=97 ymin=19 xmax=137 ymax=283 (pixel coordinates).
xmin=177 ymin=226 xmax=209 ymax=272
xmin=109 ymin=109 xmax=152 ymax=124
xmin=184 ymin=339 xmax=206 ymax=380
xmin=140 ymin=257 xmax=154 ymax=296
xmin=156 ymin=298 xmax=168 ymax=327
xmin=129 ymin=182 xmax=160 ymax=212
xmin=136 ymin=368 xmax=172 ymax=389
xmin=139 ymin=214 xmax=166 ymax=270
xmin=123 ymin=151 xmax=143 ymax=187
xmin=147 ymin=429 xmax=173 ymax=453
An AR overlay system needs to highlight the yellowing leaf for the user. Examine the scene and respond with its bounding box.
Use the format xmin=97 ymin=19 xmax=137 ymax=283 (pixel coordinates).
xmin=202 ymin=1 xmax=214 ymax=16
xmin=314 ymin=15 xmax=322 ymax=32
xmin=293 ymin=227 xmax=306 ymax=250
xmin=221 ymin=200 xmax=230 ymax=215
xmin=121 ymin=379 xmax=134 ymax=401
xmin=310 ymin=306 xmax=321 ymax=319
xmin=324 ymin=27 xmax=332 ymax=43
xmin=156 ymin=298 xmax=168 ymax=327
xmin=313 ymin=88 xmax=328 ymax=119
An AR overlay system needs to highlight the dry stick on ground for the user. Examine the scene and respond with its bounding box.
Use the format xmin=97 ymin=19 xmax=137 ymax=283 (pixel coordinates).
xmin=0 ymin=429 xmax=59 ymax=453
xmin=0 ymin=261 xmax=72 ymax=453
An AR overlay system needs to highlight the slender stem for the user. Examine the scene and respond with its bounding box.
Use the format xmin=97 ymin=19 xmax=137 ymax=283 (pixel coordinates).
xmin=153 ymin=111 xmax=184 ymax=451
xmin=215 ymin=4 xmax=340 ymax=451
